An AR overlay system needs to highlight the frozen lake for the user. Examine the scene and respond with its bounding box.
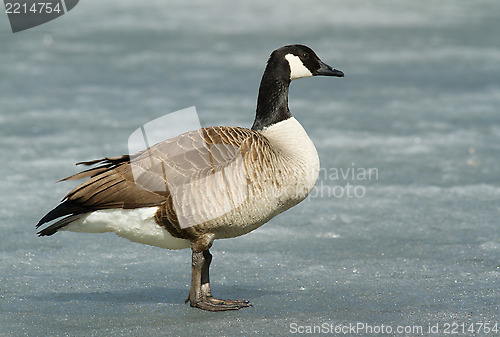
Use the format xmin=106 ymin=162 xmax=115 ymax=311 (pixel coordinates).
xmin=1 ymin=0 xmax=499 ymax=336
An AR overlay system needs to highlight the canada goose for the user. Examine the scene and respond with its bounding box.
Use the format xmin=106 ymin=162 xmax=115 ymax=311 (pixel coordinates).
xmin=36 ymin=44 xmax=344 ymax=311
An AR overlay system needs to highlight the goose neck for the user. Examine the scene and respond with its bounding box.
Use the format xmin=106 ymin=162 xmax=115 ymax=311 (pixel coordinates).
xmin=251 ymin=71 xmax=292 ymax=131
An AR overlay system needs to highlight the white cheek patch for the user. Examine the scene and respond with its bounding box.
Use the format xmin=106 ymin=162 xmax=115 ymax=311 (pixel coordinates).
xmin=285 ymin=54 xmax=313 ymax=80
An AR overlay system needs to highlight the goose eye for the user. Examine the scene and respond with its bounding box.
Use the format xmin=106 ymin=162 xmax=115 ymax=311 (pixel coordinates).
xmin=302 ymin=53 xmax=309 ymax=59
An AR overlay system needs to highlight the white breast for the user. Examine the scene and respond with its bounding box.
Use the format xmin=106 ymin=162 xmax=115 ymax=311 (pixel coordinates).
xmin=260 ymin=117 xmax=320 ymax=195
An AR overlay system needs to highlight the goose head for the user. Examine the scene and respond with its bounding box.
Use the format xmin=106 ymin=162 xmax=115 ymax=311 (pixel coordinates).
xmin=252 ymin=44 xmax=344 ymax=131
xmin=269 ymin=44 xmax=344 ymax=81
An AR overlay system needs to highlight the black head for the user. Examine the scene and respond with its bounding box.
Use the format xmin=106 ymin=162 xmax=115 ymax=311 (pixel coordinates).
xmin=252 ymin=44 xmax=344 ymax=131
xmin=268 ymin=44 xmax=344 ymax=81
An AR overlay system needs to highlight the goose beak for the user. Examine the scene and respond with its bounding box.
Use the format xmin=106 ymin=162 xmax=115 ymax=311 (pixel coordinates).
xmin=316 ymin=61 xmax=344 ymax=77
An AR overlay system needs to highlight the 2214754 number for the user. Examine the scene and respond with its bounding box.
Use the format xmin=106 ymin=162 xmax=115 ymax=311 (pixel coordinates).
xmin=5 ymin=2 xmax=62 ymax=14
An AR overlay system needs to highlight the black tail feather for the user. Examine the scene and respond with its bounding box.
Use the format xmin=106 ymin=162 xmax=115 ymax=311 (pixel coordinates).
xmin=36 ymin=201 xmax=90 ymax=235
xmin=37 ymin=214 xmax=83 ymax=236
xmin=36 ymin=203 xmax=74 ymax=229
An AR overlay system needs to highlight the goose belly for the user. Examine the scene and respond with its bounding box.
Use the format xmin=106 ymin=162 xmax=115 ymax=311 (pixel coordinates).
xmin=63 ymin=207 xmax=190 ymax=249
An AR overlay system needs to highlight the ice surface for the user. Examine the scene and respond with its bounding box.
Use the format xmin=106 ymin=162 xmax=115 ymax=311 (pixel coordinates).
xmin=1 ymin=0 xmax=499 ymax=336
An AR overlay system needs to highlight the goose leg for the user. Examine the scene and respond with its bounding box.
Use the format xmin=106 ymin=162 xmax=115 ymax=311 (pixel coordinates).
xmin=187 ymin=249 xmax=251 ymax=311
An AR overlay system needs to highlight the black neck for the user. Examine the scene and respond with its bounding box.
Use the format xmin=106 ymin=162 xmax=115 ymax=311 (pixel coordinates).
xmin=251 ymin=63 xmax=292 ymax=131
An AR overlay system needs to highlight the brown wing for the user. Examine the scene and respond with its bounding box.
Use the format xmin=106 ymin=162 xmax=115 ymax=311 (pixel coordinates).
xmin=36 ymin=126 xmax=260 ymax=235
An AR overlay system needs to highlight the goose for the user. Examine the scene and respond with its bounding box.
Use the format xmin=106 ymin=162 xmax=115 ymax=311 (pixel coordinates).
xmin=36 ymin=44 xmax=344 ymax=311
